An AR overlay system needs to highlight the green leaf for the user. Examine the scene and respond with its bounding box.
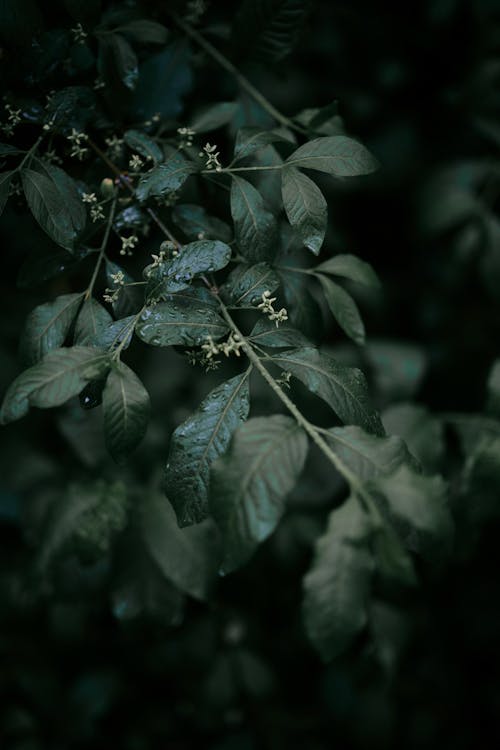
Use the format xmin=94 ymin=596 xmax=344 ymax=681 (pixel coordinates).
xmin=232 ymin=0 xmax=310 ymax=64
xmin=136 ymin=152 xmax=196 ymax=201
xmin=132 ymin=38 xmax=192 ymax=121
xmin=97 ymin=316 xmax=136 ymax=351
xmin=0 ymin=170 xmax=13 ymax=216
xmin=210 ymin=415 xmax=308 ymax=573
xmin=172 ymin=204 xmax=232 ymax=243
xmin=371 ymin=465 xmax=453 ymax=560
xmin=145 ymin=240 xmax=232 ymax=294
xmin=225 ymin=262 xmax=280 ymax=305
xmin=74 ymin=298 xmax=113 ymax=346
xmin=124 ymin=129 xmax=163 ymax=163
xmin=105 ymin=260 xmax=142 ymax=317
xmin=20 ymin=293 xmax=84 ymax=365
xmin=281 ymin=166 xmax=327 ymax=255
xmin=286 ymin=136 xmax=378 ymax=177
xmin=382 ymin=403 xmax=444 ymax=472
xmin=17 ymin=246 xmax=81 ymax=289
xmin=280 ymin=269 xmax=322 ymax=340
xmin=325 ymin=425 xmax=411 ymax=480
xmin=189 ymin=102 xmax=237 ymax=133
xmin=33 ymin=161 xmax=86 ymax=236
xmin=486 ymin=359 xmax=500 ymax=418
xmin=318 ymin=274 xmax=365 ymax=345
xmin=136 ymin=300 xmax=229 ymax=347
xmin=230 ymin=175 xmax=278 ymax=262
xmin=315 ymin=254 xmax=381 ymax=287
xmin=234 ymin=127 xmax=294 ymax=162
xmin=0 ymin=346 xmax=110 ymax=425
xmin=165 ymin=373 xmax=251 ymax=526
xmin=302 ymin=494 xmax=374 ymax=661
xmin=98 ymin=33 xmax=138 ymax=91
xmin=115 ymin=19 xmax=169 ymax=45
xmin=142 ymin=493 xmax=220 ymax=601
xmin=271 ymin=348 xmax=384 ymax=435
xmin=249 ymin=318 xmax=310 ymax=348
xmin=374 ymin=523 xmax=417 ymax=588
xmin=102 ymin=361 xmax=150 ymax=462
xmin=21 ymin=168 xmax=84 ymax=251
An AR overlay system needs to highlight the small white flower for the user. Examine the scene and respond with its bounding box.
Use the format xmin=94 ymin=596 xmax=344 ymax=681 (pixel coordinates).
xmin=129 ymin=154 xmax=144 ymax=171
xmin=71 ymin=22 xmax=87 ymax=44
xmin=82 ymin=192 xmax=97 ymax=204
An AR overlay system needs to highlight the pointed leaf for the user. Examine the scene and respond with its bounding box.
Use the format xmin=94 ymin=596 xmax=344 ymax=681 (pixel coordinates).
xmin=21 ymin=293 xmax=84 ymax=365
xmin=249 ymin=318 xmax=310 ymax=348
xmin=166 ymin=373 xmax=251 ymax=526
xmin=271 ymin=347 xmax=384 ymax=434
xmin=172 ymin=204 xmax=232 ymax=242
xmin=286 ymin=136 xmax=378 ymax=177
xmin=232 ymin=0 xmax=310 ymax=63
xmin=1 ymin=347 xmax=110 ymax=424
xmin=0 ymin=170 xmax=13 ymax=216
xmin=136 ymin=300 xmax=228 ymax=347
xmin=234 ymin=127 xmax=294 ymax=162
xmin=230 ymin=175 xmax=278 ymax=262
xmin=282 ymin=166 xmax=327 ymax=254
xmin=124 ymin=129 xmax=163 ymax=163
xmin=210 ymin=415 xmax=308 ymax=572
xmin=318 ymin=274 xmax=365 ymax=344
xmin=136 ymin=152 xmax=197 ymax=201
xmin=142 ymin=493 xmax=220 ymax=601
xmin=22 ymin=168 xmax=83 ymax=250
xmin=74 ymin=298 xmax=113 ymax=346
xmin=225 ymin=262 xmax=280 ymax=306
xmin=103 ymin=361 xmax=150 ymax=462
xmin=325 ymin=425 xmax=411 ymax=479
xmin=189 ymin=101 xmax=237 ymax=133
xmin=315 ymin=253 xmax=381 ymax=287
xmin=145 ymin=240 xmax=232 ymax=293
xmin=303 ymin=494 xmax=374 ymax=661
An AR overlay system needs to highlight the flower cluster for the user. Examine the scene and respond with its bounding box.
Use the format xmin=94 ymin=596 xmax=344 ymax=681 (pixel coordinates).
xmin=257 ymin=290 xmax=288 ymax=327
xmin=103 ymin=271 xmax=125 ymax=305
xmin=67 ymin=129 xmax=88 ymax=160
xmin=200 ymin=142 xmax=222 ymax=171
xmin=105 ymin=134 xmax=123 ymax=159
xmin=119 ymin=235 xmax=139 ymax=256
xmin=71 ymin=22 xmax=87 ymax=44
xmin=276 ymin=371 xmax=292 ymax=389
xmin=177 ymin=127 xmax=196 ymax=149
xmin=185 ymin=0 xmax=208 ymax=23
xmin=1 ymin=104 xmax=22 ymax=137
xmin=81 ymin=192 xmax=105 ymax=222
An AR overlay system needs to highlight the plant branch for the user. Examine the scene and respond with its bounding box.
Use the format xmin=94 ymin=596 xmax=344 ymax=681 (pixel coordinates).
xmin=86 ymin=197 xmax=118 ymax=299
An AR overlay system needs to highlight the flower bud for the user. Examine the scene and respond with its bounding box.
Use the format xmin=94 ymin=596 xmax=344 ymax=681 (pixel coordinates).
xmin=100 ymin=177 xmax=115 ymax=198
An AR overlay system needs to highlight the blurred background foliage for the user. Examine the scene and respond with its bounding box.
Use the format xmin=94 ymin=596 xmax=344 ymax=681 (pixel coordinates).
xmin=2 ymin=0 xmax=500 ymax=748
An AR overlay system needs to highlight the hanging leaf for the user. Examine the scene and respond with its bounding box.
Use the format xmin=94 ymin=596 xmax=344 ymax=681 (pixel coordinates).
xmin=382 ymin=403 xmax=444 ymax=472
xmin=249 ymin=318 xmax=310 ymax=348
xmin=98 ymin=33 xmax=138 ymax=92
xmin=302 ymin=494 xmax=374 ymax=661
xmin=142 ymin=493 xmax=220 ymax=601
xmin=136 ymin=152 xmax=197 ymax=201
xmin=232 ymin=0 xmax=310 ymax=64
xmin=136 ymin=301 xmax=229 ymax=347
xmin=165 ymin=373 xmax=251 ymax=526
xmin=225 ymin=262 xmax=280 ymax=306
xmin=96 ymin=315 xmax=136 ymax=351
xmin=74 ymin=298 xmax=113 ymax=346
xmin=20 ymin=293 xmax=84 ymax=365
xmin=0 ymin=346 xmax=110 ymax=425
xmin=486 ymin=359 xmax=500 ymax=418
xmin=189 ymin=102 xmax=238 ymax=133
xmin=124 ymin=129 xmax=163 ymax=163
xmin=280 ymin=269 xmax=323 ymax=341
xmin=0 ymin=170 xmax=13 ymax=216
xmin=271 ymin=347 xmax=384 ymax=434
xmin=325 ymin=425 xmax=411 ymax=480
xmin=315 ymin=253 xmax=381 ymax=287
xmin=17 ymin=246 xmax=82 ymax=290
xmin=281 ymin=166 xmax=327 ymax=255
xmin=210 ymin=415 xmax=308 ymax=573
xmin=286 ymin=136 xmax=378 ymax=177
xmin=132 ymin=38 xmax=192 ymax=120
xmin=318 ymin=274 xmax=365 ymax=345
xmin=230 ymin=175 xmax=278 ymax=262
xmin=102 ymin=361 xmax=150 ymax=462
xmin=115 ymin=19 xmax=169 ymax=45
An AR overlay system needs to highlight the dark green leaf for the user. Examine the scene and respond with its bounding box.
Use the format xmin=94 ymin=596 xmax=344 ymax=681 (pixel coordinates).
xmin=172 ymin=203 xmax=232 ymax=243
xmin=132 ymin=38 xmax=192 ymax=120
xmin=142 ymin=493 xmax=220 ymax=601
xmin=145 ymin=240 xmax=232 ymax=293
xmin=22 ymin=168 xmax=84 ymax=250
xmin=0 ymin=170 xmax=13 ymax=216
xmin=21 ymin=293 xmax=84 ymax=365
xmin=97 ymin=316 xmax=136 ymax=351
xmin=136 ymin=300 xmax=228 ymax=347
xmin=17 ymin=246 xmax=82 ymax=289
xmin=315 ymin=253 xmax=381 ymax=287
xmin=280 ymin=269 xmax=322 ymax=340
xmin=103 ymin=361 xmax=150 ymax=462
xmin=234 ymin=127 xmax=294 ymax=162
xmin=371 ymin=465 xmax=453 ymax=560
xmin=486 ymin=359 xmax=500 ymax=418
xmin=225 ymin=262 xmax=280 ymax=305
xmin=124 ymin=129 xmax=163 ymax=163
xmin=271 ymin=347 xmax=384 ymax=434
xmin=318 ymin=274 xmax=365 ymax=345
xmin=115 ymin=19 xmax=169 ymax=45
xmin=74 ymin=298 xmax=113 ymax=346
xmin=98 ymin=33 xmax=138 ymax=92
xmin=382 ymin=403 xmax=444 ymax=472
xmin=189 ymin=102 xmax=237 ymax=133
xmin=210 ymin=415 xmax=308 ymax=572
xmin=166 ymin=373 xmax=251 ymax=526
xmin=281 ymin=166 xmax=327 ymax=255
xmin=303 ymin=494 xmax=374 ymax=661
xmin=286 ymin=136 xmax=378 ymax=177
xmin=374 ymin=524 xmax=417 ymax=588
xmin=105 ymin=260 xmax=143 ymax=317
xmin=230 ymin=175 xmax=278 ymax=262
xmin=1 ymin=346 xmax=110 ymax=425
xmin=325 ymin=425 xmax=410 ymax=479
xmin=136 ymin=153 xmax=197 ymax=201
xmin=249 ymin=318 xmax=310 ymax=347
xmin=232 ymin=0 xmax=310 ymax=63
